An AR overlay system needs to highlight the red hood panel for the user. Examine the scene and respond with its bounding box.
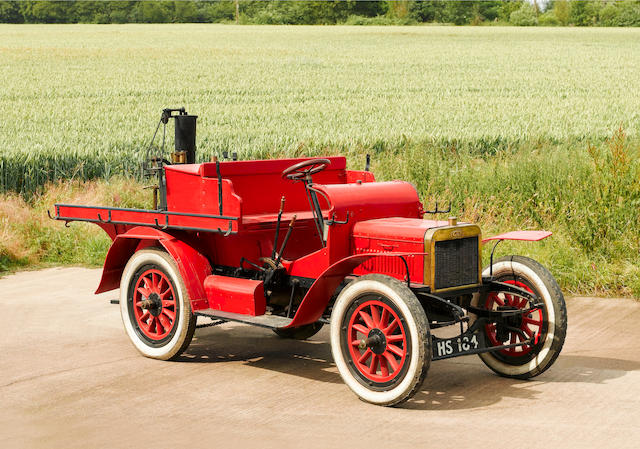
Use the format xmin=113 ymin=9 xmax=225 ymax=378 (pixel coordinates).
xmin=353 ymin=217 xmax=452 ymax=242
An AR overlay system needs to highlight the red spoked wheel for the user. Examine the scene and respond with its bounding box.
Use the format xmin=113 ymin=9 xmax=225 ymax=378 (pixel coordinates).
xmin=347 ymin=299 xmax=408 ymax=384
xmin=120 ymin=249 xmax=196 ymax=360
xmin=132 ymin=268 xmax=178 ymax=342
xmin=331 ymin=275 xmax=430 ymax=406
xmin=484 ymin=280 xmax=543 ymax=358
xmin=472 ymin=255 xmax=567 ymax=379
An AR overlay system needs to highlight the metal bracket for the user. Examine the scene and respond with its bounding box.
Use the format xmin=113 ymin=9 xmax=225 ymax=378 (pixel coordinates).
xmin=423 ymin=200 xmax=452 ymax=215
xmin=326 ymin=212 xmax=349 ymax=226
xmin=398 ymin=255 xmax=410 ymax=287
xmin=216 ymin=221 xmax=233 ymax=237
xmin=489 ymin=239 xmax=504 ymax=277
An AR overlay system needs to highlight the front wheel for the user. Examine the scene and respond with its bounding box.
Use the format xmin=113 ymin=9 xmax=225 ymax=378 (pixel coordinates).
xmin=120 ymin=248 xmax=196 ymax=360
xmin=330 ymin=274 xmax=430 ymax=406
xmin=472 ymin=255 xmax=567 ymax=379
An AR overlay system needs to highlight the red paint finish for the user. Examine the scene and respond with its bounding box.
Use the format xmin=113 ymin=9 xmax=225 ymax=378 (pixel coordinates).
xmin=315 ymin=181 xmax=423 ymax=264
xmin=95 ymin=227 xmax=211 ymax=310
xmin=352 ymin=217 xmax=450 ymax=284
xmin=204 ymin=275 xmax=266 ymax=316
xmin=287 ymin=252 xmax=427 ymax=328
xmin=482 ymin=230 xmax=552 ymax=244
xmin=347 ymin=299 xmax=408 ymax=383
xmin=133 ymin=268 xmax=178 ymax=340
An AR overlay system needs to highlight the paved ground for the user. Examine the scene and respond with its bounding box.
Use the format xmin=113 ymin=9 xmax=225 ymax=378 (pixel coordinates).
xmin=1 ymin=267 xmax=639 ymax=448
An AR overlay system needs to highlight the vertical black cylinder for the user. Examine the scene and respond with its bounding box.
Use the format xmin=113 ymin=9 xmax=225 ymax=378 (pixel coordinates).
xmin=174 ymin=114 xmax=197 ymax=163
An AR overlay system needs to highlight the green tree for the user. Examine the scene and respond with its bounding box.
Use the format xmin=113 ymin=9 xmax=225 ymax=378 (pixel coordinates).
xmin=138 ymin=1 xmax=170 ymax=23
xmin=174 ymin=0 xmax=199 ymax=22
xmin=616 ymin=0 xmax=640 ymax=26
xmin=0 ymin=1 xmax=23 ymax=23
xmin=510 ymin=2 xmax=538 ymax=25
xmin=553 ymin=0 xmax=570 ymax=25
xmin=387 ymin=0 xmax=409 ymax=19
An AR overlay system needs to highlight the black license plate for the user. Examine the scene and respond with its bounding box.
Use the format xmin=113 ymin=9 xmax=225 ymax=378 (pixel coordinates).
xmin=432 ymin=332 xmax=481 ymax=360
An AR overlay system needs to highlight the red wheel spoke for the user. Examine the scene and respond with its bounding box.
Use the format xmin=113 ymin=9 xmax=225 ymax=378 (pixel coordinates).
xmin=387 ymin=344 xmax=404 ymax=358
xmin=160 ymin=288 xmax=172 ymax=301
xmin=351 ymin=339 xmax=361 ymax=346
xmin=379 ymin=357 xmax=389 ymax=377
xmin=143 ymin=276 xmax=152 ymax=291
xmin=161 ymin=299 xmax=175 ymax=309
xmin=136 ymin=287 xmax=150 ymax=298
xmin=151 ymin=272 xmax=158 ymax=291
xmin=143 ymin=317 xmax=155 ymax=333
xmin=352 ymin=324 xmax=369 ymax=335
xmin=489 ymin=293 xmax=505 ymax=307
xmin=383 ymin=319 xmax=398 ymax=335
xmin=523 ymin=316 xmax=542 ymax=326
xmin=358 ymin=310 xmax=375 ymax=330
xmin=158 ymin=314 xmax=171 ymax=332
xmin=505 ymin=294 xmax=514 ymax=306
xmin=523 ymin=326 xmax=533 ymax=338
xmin=379 ymin=308 xmax=389 ymax=329
xmin=386 ymin=334 xmax=404 ymax=343
xmin=370 ymin=305 xmax=380 ymax=327
xmin=369 ymin=355 xmax=379 ymax=375
xmin=358 ymin=349 xmax=372 ymax=364
xmin=140 ymin=311 xmax=150 ymax=322
xmin=383 ymin=352 xmax=399 ymax=372
xmin=157 ymin=276 xmax=166 ymax=293
xmin=156 ymin=318 xmax=165 ymax=335
xmin=162 ymin=308 xmax=175 ymax=321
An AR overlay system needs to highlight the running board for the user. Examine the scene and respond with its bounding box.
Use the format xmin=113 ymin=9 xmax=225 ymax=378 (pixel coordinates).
xmin=194 ymin=309 xmax=293 ymax=329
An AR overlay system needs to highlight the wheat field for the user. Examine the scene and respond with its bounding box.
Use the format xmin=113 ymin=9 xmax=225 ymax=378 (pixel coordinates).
xmin=1 ymin=24 xmax=639 ymax=193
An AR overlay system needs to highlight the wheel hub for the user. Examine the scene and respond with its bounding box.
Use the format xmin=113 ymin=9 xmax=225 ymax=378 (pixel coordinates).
xmin=141 ymin=292 xmax=162 ymax=316
xmin=358 ymin=328 xmax=387 ymax=354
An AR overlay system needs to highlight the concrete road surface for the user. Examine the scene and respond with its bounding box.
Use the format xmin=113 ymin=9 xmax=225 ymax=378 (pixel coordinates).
xmin=1 ymin=268 xmax=639 ymax=448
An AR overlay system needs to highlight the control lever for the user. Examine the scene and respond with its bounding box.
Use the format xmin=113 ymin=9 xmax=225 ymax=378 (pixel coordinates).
xmin=271 ymin=196 xmax=286 ymax=260
xmin=275 ymin=215 xmax=296 ymax=266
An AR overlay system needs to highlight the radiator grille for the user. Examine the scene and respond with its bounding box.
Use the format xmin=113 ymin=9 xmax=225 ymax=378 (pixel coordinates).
xmin=434 ymin=236 xmax=479 ymax=290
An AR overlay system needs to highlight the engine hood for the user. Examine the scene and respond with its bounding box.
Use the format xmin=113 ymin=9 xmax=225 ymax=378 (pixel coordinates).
xmin=352 ymin=217 xmax=453 ymax=242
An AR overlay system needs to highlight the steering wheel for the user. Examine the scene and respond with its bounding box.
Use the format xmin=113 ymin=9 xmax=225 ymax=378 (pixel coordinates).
xmin=282 ymin=158 xmax=331 ymax=181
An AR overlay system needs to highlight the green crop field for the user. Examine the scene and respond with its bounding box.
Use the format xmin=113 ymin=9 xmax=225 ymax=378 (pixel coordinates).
xmin=1 ymin=25 xmax=639 ymax=192
xmin=1 ymin=24 xmax=640 ymax=295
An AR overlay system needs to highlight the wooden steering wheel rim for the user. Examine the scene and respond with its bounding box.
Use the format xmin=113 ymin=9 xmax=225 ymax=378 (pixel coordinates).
xmin=282 ymin=158 xmax=331 ymax=180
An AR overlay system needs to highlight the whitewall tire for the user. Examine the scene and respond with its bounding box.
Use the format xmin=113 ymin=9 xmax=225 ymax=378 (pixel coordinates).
xmin=330 ymin=274 xmax=430 ymax=406
xmin=472 ymin=255 xmax=567 ymax=379
xmin=120 ymin=248 xmax=196 ymax=360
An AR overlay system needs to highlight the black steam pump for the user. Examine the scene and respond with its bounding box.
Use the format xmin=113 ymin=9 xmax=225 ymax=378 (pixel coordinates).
xmin=144 ymin=107 xmax=198 ymax=210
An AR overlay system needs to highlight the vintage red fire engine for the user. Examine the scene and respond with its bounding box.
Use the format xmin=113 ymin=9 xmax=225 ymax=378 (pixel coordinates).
xmin=52 ymin=109 xmax=567 ymax=406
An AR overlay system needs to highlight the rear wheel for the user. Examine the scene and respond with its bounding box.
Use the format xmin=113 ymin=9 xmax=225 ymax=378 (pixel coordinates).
xmin=330 ymin=274 xmax=430 ymax=406
xmin=120 ymin=248 xmax=196 ymax=360
xmin=472 ymin=255 xmax=567 ymax=379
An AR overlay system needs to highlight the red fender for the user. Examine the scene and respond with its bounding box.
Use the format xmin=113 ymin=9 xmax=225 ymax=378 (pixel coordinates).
xmin=95 ymin=227 xmax=211 ymax=310
xmin=482 ymin=230 xmax=552 ymax=244
xmin=285 ymin=252 xmax=427 ymax=328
